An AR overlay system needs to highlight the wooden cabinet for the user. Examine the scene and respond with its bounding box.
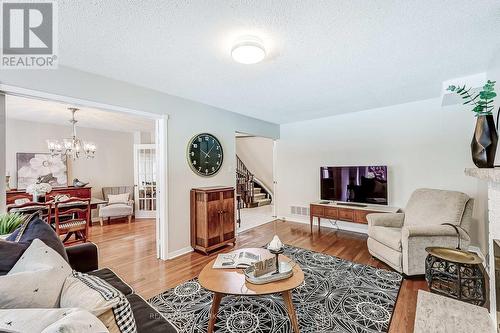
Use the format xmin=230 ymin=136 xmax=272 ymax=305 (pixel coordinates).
xmin=190 ymin=186 xmax=236 ymax=254
xmin=6 ymin=186 xmax=92 ymax=205
xmin=310 ymin=202 xmax=394 ymax=231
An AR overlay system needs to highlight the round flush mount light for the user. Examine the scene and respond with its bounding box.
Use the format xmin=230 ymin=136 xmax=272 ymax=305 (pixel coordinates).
xmin=231 ymin=36 xmax=266 ymax=64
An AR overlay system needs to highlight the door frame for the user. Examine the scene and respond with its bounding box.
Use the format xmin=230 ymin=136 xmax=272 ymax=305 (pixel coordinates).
xmin=234 ymin=131 xmax=278 ymax=222
xmin=0 ymin=84 xmax=169 ymax=260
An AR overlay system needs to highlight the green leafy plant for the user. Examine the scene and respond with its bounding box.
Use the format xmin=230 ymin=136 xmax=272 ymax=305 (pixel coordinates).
xmin=0 ymin=213 xmax=25 ymax=235
xmin=447 ymin=80 xmax=497 ymax=116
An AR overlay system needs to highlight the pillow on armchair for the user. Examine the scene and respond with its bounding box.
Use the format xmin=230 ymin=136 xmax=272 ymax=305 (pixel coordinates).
xmin=108 ymin=193 xmax=130 ymax=205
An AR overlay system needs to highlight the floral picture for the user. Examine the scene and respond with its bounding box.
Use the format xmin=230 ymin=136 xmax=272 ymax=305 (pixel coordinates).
xmin=16 ymin=153 xmax=68 ymax=189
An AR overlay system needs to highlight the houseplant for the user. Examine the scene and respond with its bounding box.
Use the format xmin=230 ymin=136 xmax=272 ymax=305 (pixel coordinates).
xmin=447 ymin=80 xmax=498 ymax=168
xmin=0 ymin=212 xmax=25 ymax=238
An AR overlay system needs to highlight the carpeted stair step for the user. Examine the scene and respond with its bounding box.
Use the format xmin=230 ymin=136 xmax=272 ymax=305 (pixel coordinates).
xmin=253 ymin=187 xmax=262 ymax=194
xmin=255 ymin=198 xmax=272 ymax=206
xmin=253 ymin=192 xmax=267 ymax=200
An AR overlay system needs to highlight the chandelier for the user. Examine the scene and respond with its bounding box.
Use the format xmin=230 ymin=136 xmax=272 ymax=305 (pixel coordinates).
xmin=47 ymin=107 xmax=96 ymax=160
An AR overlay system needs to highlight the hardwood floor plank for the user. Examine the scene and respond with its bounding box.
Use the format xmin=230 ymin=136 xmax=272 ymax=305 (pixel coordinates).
xmin=88 ymin=218 xmax=427 ymax=332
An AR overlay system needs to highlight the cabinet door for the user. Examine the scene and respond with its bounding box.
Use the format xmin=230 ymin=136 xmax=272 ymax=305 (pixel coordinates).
xmin=206 ymin=192 xmax=222 ymax=247
xmin=221 ymin=190 xmax=235 ymax=241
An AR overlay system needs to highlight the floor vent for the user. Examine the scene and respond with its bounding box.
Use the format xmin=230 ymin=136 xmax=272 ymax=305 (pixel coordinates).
xmin=291 ymin=206 xmax=309 ymax=216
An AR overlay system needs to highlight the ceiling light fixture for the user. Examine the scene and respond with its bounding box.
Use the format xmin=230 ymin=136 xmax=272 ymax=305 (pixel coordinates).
xmin=47 ymin=107 xmax=96 ymax=160
xmin=231 ymin=36 xmax=266 ymax=64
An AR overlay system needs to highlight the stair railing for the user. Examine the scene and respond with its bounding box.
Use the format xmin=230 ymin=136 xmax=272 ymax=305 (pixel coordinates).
xmin=236 ymin=155 xmax=254 ymax=208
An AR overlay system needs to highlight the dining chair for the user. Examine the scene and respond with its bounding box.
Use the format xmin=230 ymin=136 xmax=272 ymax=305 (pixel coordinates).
xmin=53 ymin=197 xmax=91 ymax=245
xmin=7 ymin=201 xmax=52 ymax=224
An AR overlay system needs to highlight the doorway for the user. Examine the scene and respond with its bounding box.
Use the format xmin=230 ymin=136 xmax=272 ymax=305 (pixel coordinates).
xmin=235 ymin=132 xmax=276 ymax=232
xmin=0 ymin=86 xmax=168 ymax=259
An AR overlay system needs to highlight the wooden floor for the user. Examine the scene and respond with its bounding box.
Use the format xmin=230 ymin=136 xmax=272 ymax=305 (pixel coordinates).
xmin=88 ymin=218 xmax=427 ymax=333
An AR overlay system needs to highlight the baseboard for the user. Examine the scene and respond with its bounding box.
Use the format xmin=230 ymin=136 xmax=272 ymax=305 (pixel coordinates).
xmin=167 ymin=246 xmax=193 ymax=259
xmin=237 ymin=218 xmax=277 ymax=233
xmin=280 ymin=214 xmax=369 ymax=235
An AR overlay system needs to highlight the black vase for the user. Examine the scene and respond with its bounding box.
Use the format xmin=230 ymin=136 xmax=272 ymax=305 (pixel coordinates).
xmin=471 ymin=115 xmax=498 ymax=168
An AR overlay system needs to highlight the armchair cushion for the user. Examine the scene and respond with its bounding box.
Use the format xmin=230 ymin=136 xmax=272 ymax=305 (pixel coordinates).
xmin=367 ymin=213 xmax=405 ymax=228
xmin=99 ymin=204 xmax=133 ymax=218
xmin=404 ymin=188 xmax=469 ymax=226
xmin=368 ymin=226 xmax=402 ymax=251
xmin=402 ymin=224 xmax=470 ymax=241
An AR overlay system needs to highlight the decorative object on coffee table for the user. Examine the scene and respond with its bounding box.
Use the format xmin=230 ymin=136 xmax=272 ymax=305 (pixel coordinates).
xmin=198 ymin=248 xmax=304 ymax=333
xmin=425 ymin=246 xmax=485 ymax=306
xmin=447 ymin=80 xmax=498 ymax=168
xmin=268 ymin=235 xmax=284 ymax=274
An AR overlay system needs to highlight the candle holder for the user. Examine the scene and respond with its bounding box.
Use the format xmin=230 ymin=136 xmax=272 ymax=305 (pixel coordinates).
xmin=269 ymin=248 xmax=284 ymax=274
xmin=5 ymin=175 xmax=11 ymax=191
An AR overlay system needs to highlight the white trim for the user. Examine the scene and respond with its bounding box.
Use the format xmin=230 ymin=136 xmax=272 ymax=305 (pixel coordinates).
xmin=167 ymin=246 xmax=193 ymax=259
xmin=0 ymin=84 xmax=169 ymax=261
xmin=156 ymin=116 xmax=168 ymax=260
xmin=0 ymin=93 xmax=5 ymax=213
xmin=0 ymin=84 xmax=160 ymax=119
xmin=272 ymin=140 xmax=277 ymax=218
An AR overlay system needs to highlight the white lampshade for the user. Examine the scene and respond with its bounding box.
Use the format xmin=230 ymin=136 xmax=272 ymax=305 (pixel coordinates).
xmin=231 ymin=37 xmax=266 ymax=64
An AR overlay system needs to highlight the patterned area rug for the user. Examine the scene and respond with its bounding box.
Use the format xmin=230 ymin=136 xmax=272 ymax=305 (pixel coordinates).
xmin=149 ymin=245 xmax=402 ymax=333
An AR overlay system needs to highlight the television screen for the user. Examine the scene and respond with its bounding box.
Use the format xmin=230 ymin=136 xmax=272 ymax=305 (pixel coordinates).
xmin=320 ymin=165 xmax=388 ymax=205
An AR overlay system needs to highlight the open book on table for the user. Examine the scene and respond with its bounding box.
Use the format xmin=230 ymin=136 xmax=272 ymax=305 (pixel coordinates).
xmin=212 ymin=251 xmax=261 ymax=269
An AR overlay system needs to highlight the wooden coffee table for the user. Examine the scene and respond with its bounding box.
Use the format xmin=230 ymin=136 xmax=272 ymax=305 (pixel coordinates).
xmin=198 ymin=248 xmax=304 ymax=333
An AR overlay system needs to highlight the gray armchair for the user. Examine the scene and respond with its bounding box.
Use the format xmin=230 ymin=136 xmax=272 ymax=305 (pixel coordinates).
xmin=367 ymin=188 xmax=474 ymax=276
xmin=98 ymin=186 xmax=135 ymax=226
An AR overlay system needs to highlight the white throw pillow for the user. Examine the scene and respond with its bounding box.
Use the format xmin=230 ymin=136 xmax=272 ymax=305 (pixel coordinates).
xmin=61 ymin=273 xmax=120 ymax=316
xmin=61 ymin=271 xmax=137 ymax=333
xmin=108 ymin=193 xmax=129 ymax=204
xmin=0 ymin=308 xmax=109 ymax=333
xmin=9 ymin=238 xmax=71 ymax=274
xmin=0 ymin=239 xmax=72 ymax=309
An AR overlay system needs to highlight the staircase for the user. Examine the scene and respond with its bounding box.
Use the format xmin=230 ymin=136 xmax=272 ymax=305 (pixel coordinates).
xmin=236 ymin=155 xmax=272 ymax=208
xmin=252 ymin=186 xmax=272 ymax=207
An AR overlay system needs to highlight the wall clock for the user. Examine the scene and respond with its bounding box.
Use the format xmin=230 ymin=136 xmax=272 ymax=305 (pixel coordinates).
xmin=187 ymin=133 xmax=224 ymax=177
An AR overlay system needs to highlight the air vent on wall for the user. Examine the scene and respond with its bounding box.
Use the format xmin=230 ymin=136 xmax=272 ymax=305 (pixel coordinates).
xmin=291 ymin=206 xmax=309 ymax=216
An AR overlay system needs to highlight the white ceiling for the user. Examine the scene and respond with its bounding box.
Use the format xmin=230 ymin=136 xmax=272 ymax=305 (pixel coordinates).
xmin=57 ymin=1 xmax=500 ymax=124
xmin=6 ymin=95 xmax=155 ymax=133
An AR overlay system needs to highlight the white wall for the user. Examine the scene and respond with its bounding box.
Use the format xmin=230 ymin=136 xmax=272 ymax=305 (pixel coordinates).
xmin=5 ymin=119 xmax=135 ymax=199
xmin=0 ymin=66 xmax=280 ymax=255
xmin=276 ymin=97 xmax=488 ymax=253
xmin=0 ymin=94 xmax=5 ymax=213
xmin=236 ymin=136 xmax=274 ymax=192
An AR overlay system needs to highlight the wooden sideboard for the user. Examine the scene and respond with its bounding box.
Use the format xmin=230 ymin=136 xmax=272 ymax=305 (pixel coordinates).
xmin=6 ymin=186 xmax=92 ymax=205
xmin=190 ymin=186 xmax=236 ymax=254
xmin=310 ymin=201 xmax=399 ymax=231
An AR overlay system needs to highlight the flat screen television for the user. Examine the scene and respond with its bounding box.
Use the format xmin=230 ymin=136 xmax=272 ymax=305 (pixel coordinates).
xmin=320 ymin=165 xmax=388 ymax=205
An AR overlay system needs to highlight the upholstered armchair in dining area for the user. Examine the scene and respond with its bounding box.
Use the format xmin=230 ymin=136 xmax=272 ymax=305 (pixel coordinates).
xmin=98 ymin=186 xmax=135 ymax=226
xmin=367 ymin=188 xmax=474 ymax=276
